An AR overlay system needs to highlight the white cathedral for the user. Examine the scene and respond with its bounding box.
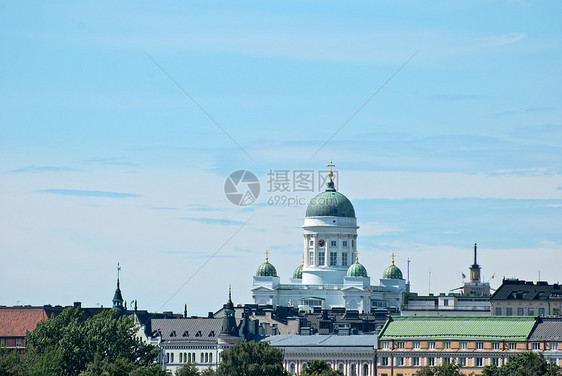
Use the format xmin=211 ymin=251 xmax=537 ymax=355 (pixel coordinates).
xmin=252 ymin=166 xmax=407 ymax=313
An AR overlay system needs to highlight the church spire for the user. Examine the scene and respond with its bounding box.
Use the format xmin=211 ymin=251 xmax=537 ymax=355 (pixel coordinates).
xmin=112 ymin=263 xmax=124 ymax=310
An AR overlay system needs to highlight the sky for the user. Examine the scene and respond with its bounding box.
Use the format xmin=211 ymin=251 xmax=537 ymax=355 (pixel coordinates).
xmin=1 ymin=1 xmax=561 ymax=316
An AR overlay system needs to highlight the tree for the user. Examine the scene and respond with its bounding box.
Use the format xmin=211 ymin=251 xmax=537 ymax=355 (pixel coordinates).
xmin=299 ymin=359 xmax=344 ymax=376
xmin=416 ymin=361 xmax=465 ymax=376
xmin=216 ymin=341 xmax=289 ymax=376
xmin=0 ymin=347 xmax=24 ymax=376
xmin=483 ymin=352 xmax=562 ymax=376
xmin=24 ymin=307 xmax=164 ymax=376
xmin=176 ymin=363 xmax=202 ymax=376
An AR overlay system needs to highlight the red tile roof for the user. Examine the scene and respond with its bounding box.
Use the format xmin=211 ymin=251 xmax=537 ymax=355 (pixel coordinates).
xmin=0 ymin=307 xmax=48 ymax=337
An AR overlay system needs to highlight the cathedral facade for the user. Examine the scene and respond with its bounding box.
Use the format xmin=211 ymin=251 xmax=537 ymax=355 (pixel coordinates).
xmin=252 ymin=168 xmax=407 ymax=313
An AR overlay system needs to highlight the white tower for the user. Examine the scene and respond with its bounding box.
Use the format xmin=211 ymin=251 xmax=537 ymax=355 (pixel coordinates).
xmin=302 ymin=162 xmax=359 ymax=285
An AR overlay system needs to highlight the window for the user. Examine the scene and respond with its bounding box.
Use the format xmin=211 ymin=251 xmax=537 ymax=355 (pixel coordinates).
xmin=396 ymin=357 xmax=404 ymax=366
xmin=458 ymin=358 xmax=466 ymax=367
xmin=381 ymin=341 xmax=389 ymax=349
xmin=209 ymin=330 xmax=215 ymax=337
xmin=0 ymin=338 xmax=5 ymax=347
xmin=309 ymin=252 xmax=314 ymax=265
xmin=492 ymin=342 xmax=500 ymax=350
xmin=396 ymin=341 xmax=405 ymax=349
xmin=290 ymin=363 xmax=296 ymax=375
xmin=196 ymin=331 xmax=202 ymax=337
xmin=363 ymin=363 xmax=369 ymax=376
xmin=205 ymin=353 xmax=209 ymax=363
xmin=342 ymin=252 xmax=348 ymax=266
xmin=539 ymin=308 xmax=546 ymax=316
xmin=171 ymin=353 xmax=174 ymax=363
xmin=338 ymin=363 xmax=344 ymax=372
xmin=427 ymin=357 xmax=435 ymax=366
xmin=517 ymin=307 xmax=524 ymax=316
xmin=475 ymin=358 xmax=483 ymax=367
xmin=183 ymin=330 xmax=189 ymax=337
xmin=331 ymin=240 xmax=337 ymax=247
xmin=319 ymin=252 xmax=325 ymax=265
xmin=201 ymin=353 xmax=204 ymax=362
xmin=442 ymin=357 xmax=450 ymax=364
xmin=532 ymin=342 xmax=541 ymax=350
xmin=15 ymin=338 xmax=23 ymax=347
xmin=310 ymin=240 xmax=313 ymax=246
xmin=381 ymin=357 xmax=389 ymax=366
xmin=166 ymin=353 xmax=169 ymax=363
xmin=443 ymin=299 xmax=449 ymax=306
xmin=412 ymin=357 xmax=420 ymax=366
xmin=330 ymin=252 xmax=337 ymax=266
xmin=427 ymin=342 xmax=436 ymax=349
xmin=170 ymin=331 xmax=176 ymax=337
xmin=351 ymin=364 xmax=357 ymax=374
xmin=495 ymin=307 xmax=502 ymax=315
xmin=343 ymin=240 xmax=348 ymax=247
xmin=509 ymin=342 xmax=517 ymax=350
xmin=476 ymin=342 xmax=484 ymax=350
xmin=352 ymin=239 xmax=355 ymax=248
xmin=459 ymin=342 xmax=467 ymax=350
xmin=413 ymin=341 xmax=421 ymax=349
xmin=551 ymin=343 xmax=559 ymax=350
xmin=506 ymin=308 xmax=513 ymax=316
xmin=528 ymin=308 xmax=535 ymax=316
xmin=443 ymin=342 xmax=451 ymax=349
xmin=492 ymin=358 xmax=499 ymax=366
xmin=180 ymin=353 xmax=183 ymax=363
xmin=209 ymin=353 xmax=212 ymax=363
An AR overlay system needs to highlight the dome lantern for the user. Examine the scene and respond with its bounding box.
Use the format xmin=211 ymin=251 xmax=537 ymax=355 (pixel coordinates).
xmin=256 ymin=250 xmax=278 ymax=277
xmin=382 ymin=253 xmax=403 ymax=279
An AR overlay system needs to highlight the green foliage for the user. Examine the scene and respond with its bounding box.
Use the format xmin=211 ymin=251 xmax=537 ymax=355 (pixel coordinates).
xmin=483 ymin=352 xmax=562 ymax=376
xmin=199 ymin=367 xmax=217 ymax=376
xmin=300 ymin=359 xmax=344 ymax=376
xmin=22 ymin=307 xmax=164 ymax=376
xmin=216 ymin=341 xmax=289 ymax=376
xmin=176 ymin=363 xmax=202 ymax=376
xmin=416 ymin=361 xmax=465 ymax=376
xmin=0 ymin=347 xmax=24 ymax=376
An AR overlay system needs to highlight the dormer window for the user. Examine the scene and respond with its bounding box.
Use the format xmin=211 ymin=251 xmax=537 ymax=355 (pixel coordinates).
xmin=182 ymin=331 xmax=189 ymax=337
xmin=170 ymin=331 xmax=176 ymax=337
xmin=195 ymin=331 xmax=202 ymax=337
xmin=209 ymin=331 xmax=215 ymax=337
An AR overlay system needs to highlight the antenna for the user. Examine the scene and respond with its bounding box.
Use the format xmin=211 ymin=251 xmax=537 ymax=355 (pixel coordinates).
xmin=407 ymin=258 xmax=411 ymax=291
xmin=428 ymin=268 xmax=432 ymax=295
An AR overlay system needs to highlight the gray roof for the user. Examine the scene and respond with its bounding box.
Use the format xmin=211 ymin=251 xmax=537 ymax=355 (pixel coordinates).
xmin=491 ymin=279 xmax=562 ymax=301
xmin=263 ymin=334 xmax=377 ymax=348
xmin=151 ymin=318 xmax=224 ymax=341
xmin=529 ymin=318 xmax=562 ymax=341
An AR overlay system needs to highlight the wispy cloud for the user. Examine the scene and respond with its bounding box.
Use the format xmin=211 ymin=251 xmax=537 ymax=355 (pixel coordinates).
xmin=10 ymin=165 xmax=78 ymax=173
xmin=82 ymin=157 xmax=137 ymax=167
xmin=478 ymin=32 xmax=526 ymax=46
xmin=37 ymin=189 xmax=140 ymax=198
xmin=150 ymin=206 xmax=178 ymax=210
xmin=181 ymin=217 xmax=245 ymax=226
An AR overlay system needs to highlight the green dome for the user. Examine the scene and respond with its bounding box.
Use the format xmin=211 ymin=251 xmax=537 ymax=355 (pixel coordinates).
xmin=305 ymin=182 xmax=356 ymax=218
xmin=346 ymin=260 xmax=368 ymax=278
xmin=293 ymin=264 xmax=303 ymax=279
xmin=256 ymin=261 xmax=277 ymax=277
xmin=382 ymin=264 xmax=403 ymax=279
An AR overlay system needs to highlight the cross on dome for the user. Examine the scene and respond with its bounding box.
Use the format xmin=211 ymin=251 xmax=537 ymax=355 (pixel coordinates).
xmin=327 ymin=161 xmax=335 ymax=182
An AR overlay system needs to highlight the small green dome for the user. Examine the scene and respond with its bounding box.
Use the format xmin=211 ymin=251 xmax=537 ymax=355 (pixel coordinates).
xmin=346 ymin=260 xmax=368 ymax=278
xmin=293 ymin=264 xmax=303 ymax=279
xmin=382 ymin=264 xmax=403 ymax=279
xmin=256 ymin=261 xmax=277 ymax=277
xmin=305 ymin=182 xmax=356 ymax=218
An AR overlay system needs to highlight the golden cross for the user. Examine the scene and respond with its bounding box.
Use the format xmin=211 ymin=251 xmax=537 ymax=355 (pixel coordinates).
xmin=265 ymin=250 xmax=270 ymax=262
xmin=391 ymin=252 xmax=396 ymax=265
xmin=327 ymin=161 xmax=335 ymax=182
xmin=355 ymin=250 xmax=359 ymax=263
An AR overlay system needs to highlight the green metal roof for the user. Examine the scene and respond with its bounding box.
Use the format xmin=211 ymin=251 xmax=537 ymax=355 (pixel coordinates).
xmin=256 ymin=261 xmax=278 ymax=277
xmin=305 ymin=182 xmax=356 ymax=218
xmin=346 ymin=261 xmax=368 ymax=277
xmin=378 ymin=316 xmax=537 ymax=341
xmin=293 ymin=264 xmax=303 ymax=279
xmin=382 ymin=264 xmax=403 ymax=279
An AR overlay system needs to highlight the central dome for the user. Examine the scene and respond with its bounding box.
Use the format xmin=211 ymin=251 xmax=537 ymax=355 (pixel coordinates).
xmin=305 ymin=181 xmax=356 ymax=218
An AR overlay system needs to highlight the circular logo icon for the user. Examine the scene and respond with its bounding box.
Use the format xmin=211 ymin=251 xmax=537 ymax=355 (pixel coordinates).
xmin=224 ymin=170 xmax=260 ymax=206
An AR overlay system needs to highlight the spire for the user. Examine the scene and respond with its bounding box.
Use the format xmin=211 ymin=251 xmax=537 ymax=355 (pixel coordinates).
xmin=112 ymin=263 xmax=124 ymax=310
xmin=184 ymin=304 xmax=188 ymax=318
xmin=326 ymin=161 xmax=336 ymax=191
xmin=473 ymin=243 xmax=478 ymax=266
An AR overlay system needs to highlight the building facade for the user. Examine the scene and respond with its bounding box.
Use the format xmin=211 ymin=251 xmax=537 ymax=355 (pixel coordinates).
xmin=490 ymin=279 xmax=562 ymax=317
xmin=265 ymin=334 xmax=378 ymax=376
xmin=376 ymin=316 xmax=538 ymax=376
xmin=252 ymin=168 xmax=407 ymax=314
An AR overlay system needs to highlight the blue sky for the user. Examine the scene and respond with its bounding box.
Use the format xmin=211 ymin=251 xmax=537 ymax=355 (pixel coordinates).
xmin=1 ymin=1 xmax=561 ymax=315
